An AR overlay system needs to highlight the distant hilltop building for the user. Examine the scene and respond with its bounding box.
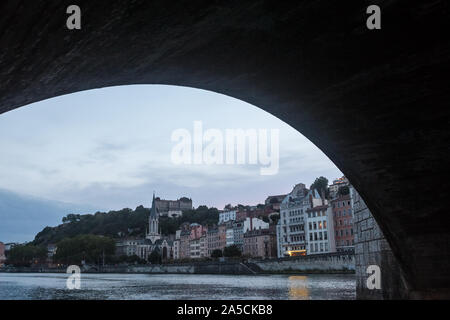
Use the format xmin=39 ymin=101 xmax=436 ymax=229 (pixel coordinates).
xmin=155 ymin=196 xmax=192 ymax=218
xmin=264 ymin=194 xmax=287 ymax=211
xmin=219 ymin=210 xmax=237 ymax=224
xmin=116 ymin=192 xmax=174 ymax=261
xmin=329 ymin=176 xmax=349 ymax=199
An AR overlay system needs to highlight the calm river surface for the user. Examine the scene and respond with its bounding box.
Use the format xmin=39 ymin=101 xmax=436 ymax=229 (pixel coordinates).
xmin=0 ymin=273 xmax=355 ymax=300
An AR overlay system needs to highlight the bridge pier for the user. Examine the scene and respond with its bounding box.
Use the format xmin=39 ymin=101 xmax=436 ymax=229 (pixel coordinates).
xmin=352 ymin=188 xmax=450 ymax=300
xmin=353 ymin=187 xmax=409 ymax=299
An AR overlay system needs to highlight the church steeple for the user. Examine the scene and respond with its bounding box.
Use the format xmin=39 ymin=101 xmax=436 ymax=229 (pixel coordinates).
xmin=146 ymin=191 xmax=161 ymax=243
xmin=150 ymin=192 xmax=158 ymax=218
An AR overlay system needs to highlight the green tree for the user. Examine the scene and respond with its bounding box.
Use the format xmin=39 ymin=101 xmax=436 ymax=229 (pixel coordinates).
xmin=7 ymin=244 xmax=47 ymax=267
xmin=269 ymin=197 xmax=279 ymax=204
xmin=223 ymin=245 xmax=241 ymax=258
xmin=33 ymin=204 xmax=221 ymax=246
xmin=53 ymin=234 xmax=115 ymax=265
xmin=270 ymin=214 xmax=280 ymax=224
xmin=338 ymin=185 xmax=350 ymax=196
xmin=211 ymin=249 xmax=223 ymax=258
xmin=148 ymin=248 xmax=161 ymax=264
xmin=310 ymin=176 xmax=330 ymax=199
xmin=120 ymin=254 xmax=147 ymax=264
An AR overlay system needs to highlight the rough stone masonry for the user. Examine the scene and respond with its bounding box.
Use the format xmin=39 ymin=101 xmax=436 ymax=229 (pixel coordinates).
xmin=352 ymin=187 xmax=408 ymax=299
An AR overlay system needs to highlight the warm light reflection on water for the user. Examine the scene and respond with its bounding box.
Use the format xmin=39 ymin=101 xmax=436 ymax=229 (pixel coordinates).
xmin=288 ymin=276 xmax=310 ymax=300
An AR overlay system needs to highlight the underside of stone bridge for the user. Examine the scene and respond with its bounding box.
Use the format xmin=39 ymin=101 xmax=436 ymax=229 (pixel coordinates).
xmin=0 ymin=0 xmax=449 ymax=298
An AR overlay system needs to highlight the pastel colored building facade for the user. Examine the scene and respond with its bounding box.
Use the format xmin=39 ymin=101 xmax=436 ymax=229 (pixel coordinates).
xmin=179 ymin=230 xmax=191 ymax=259
xmin=207 ymin=227 xmax=220 ymax=256
xmin=219 ymin=210 xmax=237 ymax=224
xmin=277 ymin=183 xmax=323 ymax=257
xmin=243 ymin=227 xmax=277 ymax=258
xmin=243 ymin=217 xmax=269 ymax=233
xmin=305 ymin=204 xmax=336 ymax=255
xmin=332 ymin=194 xmax=355 ymax=252
xmin=0 ymin=242 xmax=5 ymax=267
xmin=189 ymin=223 xmax=208 ymax=258
xmin=232 ymin=221 xmax=245 ymax=251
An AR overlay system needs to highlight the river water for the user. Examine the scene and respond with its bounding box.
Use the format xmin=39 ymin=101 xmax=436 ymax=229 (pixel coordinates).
xmin=0 ymin=273 xmax=355 ymax=300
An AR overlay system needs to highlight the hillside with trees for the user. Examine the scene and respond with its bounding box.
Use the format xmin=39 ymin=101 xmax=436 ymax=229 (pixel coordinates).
xmin=32 ymin=205 xmax=220 ymax=246
xmin=54 ymin=234 xmax=116 ymax=265
xmin=6 ymin=244 xmax=48 ymax=267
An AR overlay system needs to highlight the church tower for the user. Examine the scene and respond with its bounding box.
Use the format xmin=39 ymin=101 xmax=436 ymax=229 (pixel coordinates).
xmin=146 ymin=192 xmax=161 ymax=243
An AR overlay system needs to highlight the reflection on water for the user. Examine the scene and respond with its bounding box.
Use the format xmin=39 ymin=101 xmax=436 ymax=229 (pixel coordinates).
xmin=0 ymin=273 xmax=355 ymax=300
xmin=288 ymin=276 xmax=309 ymax=299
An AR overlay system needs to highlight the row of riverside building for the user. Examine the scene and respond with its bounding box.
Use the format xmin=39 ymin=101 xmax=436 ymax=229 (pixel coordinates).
xmin=105 ymin=176 xmax=355 ymax=262
xmin=120 ymin=176 xmax=354 ymax=261
xmin=173 ymin=214 xmax=276 ymax=260
xmin=0 ymin=177 xmax=364 ymax=266
xmin=276 ymin=178 xmax=353 ymax=257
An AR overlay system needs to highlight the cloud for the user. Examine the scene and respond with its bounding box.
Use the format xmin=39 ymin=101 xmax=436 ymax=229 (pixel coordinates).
xmin=0 ymin=85 xmax=342 ymax=211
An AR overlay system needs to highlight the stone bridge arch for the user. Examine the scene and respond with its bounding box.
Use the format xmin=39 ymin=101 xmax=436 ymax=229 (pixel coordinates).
xmin=0 ymin=0 xmax=449 ymax=298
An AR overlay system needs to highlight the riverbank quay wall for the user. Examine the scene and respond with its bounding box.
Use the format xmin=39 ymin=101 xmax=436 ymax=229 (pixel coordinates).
xmin=248 ymin=252 xmax=355 ymax=274
xmin=0 ymin=252 xmax=355 ymax=274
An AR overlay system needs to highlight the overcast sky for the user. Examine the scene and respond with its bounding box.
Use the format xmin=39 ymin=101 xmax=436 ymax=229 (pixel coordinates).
xmin=0 ymin=85 xmax=342 ymax=212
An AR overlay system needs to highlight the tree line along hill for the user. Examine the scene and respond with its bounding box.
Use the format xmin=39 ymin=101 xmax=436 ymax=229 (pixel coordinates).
xmin=32 ymin=205 xmax=220 ymax=246
xmin=32 ymin=176 xmax=344 ymax=247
